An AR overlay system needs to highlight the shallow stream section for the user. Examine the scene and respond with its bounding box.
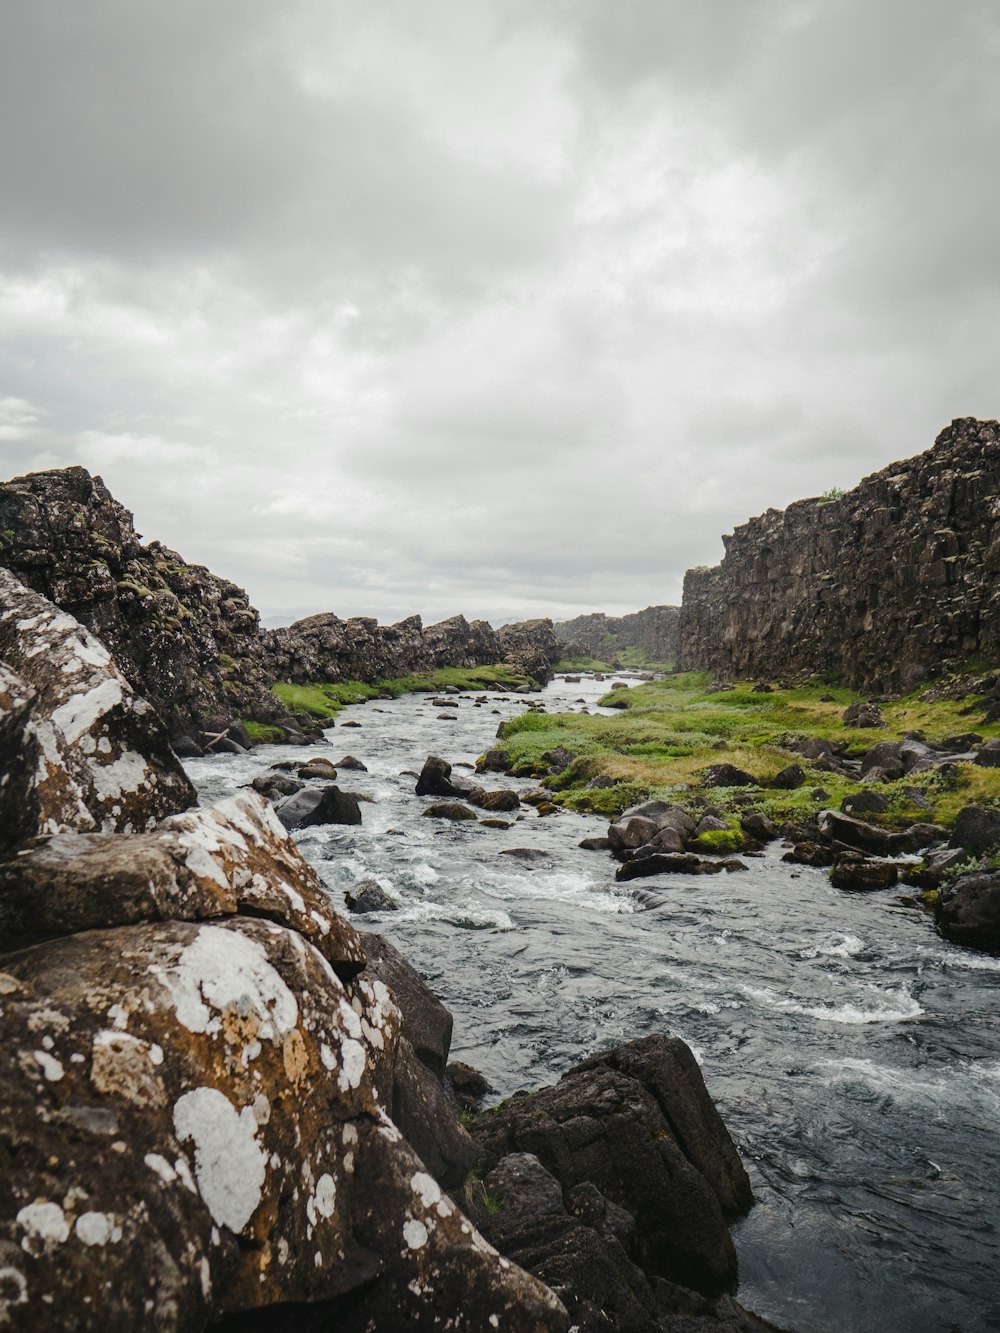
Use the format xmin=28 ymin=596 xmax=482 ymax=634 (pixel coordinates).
xmin=186 ymin=674 xmax=1000 ymax=1333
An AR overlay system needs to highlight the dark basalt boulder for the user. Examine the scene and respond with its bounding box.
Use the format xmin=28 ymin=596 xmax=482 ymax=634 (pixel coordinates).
xmin=360 ymin=933 xmax=454 ymax=1079
xmin=332 ymin=754 xmax=368 ymax=771
xmin=782 ymin=842 xmax=835 ymax=867
xmin=542 ymin=747 xmax=577 ymax=773
xmin=275 ymin=784 xmax=363 ymax=829
xmin=421 ymin=801 xmax=479 ymax=821
xmin=843 ymin=701 xmax=885 ymax=728
xmin=476 ymin=789 xmax=521 ymax=812
xmin=739 ymin=813 xmax=777 ymax=843
xmin=415 ymin=754 xmax=480 ymax=800
xmin=297 ymin=756 xmax=338 ymax=779
xmin=474 ymin=1035 xmax=752 ymax=1299
xmin=500 ymin=848 xmax=553 ymax=866
xmin=448 ymin=1060 xmax=493 ymax=1111
xmin=974 ymin=739 xmax=1000 ymax=767
xmin=701 ymin=765 xmax=757 ymax=789
xmin=949 ymin=805 xmax=1000 ymax=857
xmin=579 ymin=837 xmax=612 ymax=852
xmin=936 ymin=870 xmax=1000 ymax=951
xmin=251 ymin=772 xmax=304 ymax=801
xmin=818 ymin=810 xmax=918 ymax=857
xmin=616 ymin=854 xmax=728 ymax=881
xmin=608 ymin=817 xmax=661 ymax=858
xmin=830 ymin=853 xmax=899 ymax=891
xmin=770 ymin=764 xmax=805 ymax=790
xmin=344 ymin=879 xmax=398 ymax=914
xmin=841 ymin=790 xmax=890 ymax=816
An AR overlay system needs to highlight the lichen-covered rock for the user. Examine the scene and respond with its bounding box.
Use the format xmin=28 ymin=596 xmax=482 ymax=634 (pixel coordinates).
xmin=360 ymin=933 xmax=454 ymax=1079
xmin=0 ymin=791 xmax=366 ymax=975
xmin=677 ymin=418 xmax=1000 ymax=691
xmin=0 ymin=917 xmax=566 ymax=1330
xmin=0 ymin=569 xmax=195 ymax=848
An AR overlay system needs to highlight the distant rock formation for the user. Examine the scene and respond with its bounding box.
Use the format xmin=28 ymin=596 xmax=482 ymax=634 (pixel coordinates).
xmin=677 ymin=418 xmax=1000 ymax=691
xmin=554 ymin=606 xmax=679 ymax=663
xmin=0 ymin=466 xmax=561 ymax=741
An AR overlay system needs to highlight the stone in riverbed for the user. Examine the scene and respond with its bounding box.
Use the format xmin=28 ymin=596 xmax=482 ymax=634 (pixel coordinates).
xmin=296 ymin=756 xmax=338 ymax=779
xmin=829 ymin=853 xmax=899 ymax=891
xmin=476 ymin=789 xmax=521 ymax=812
xmin=421 ymin=801 xmax=478 ymax=821
xmin=782 ymin=842 xmax=836 ymax=867
xmin=251 ymin=772 xmax=304 ymax=801
xmin=344 ymin=879 xmax=398 ymax=914
xmin=936 ymin=869 xmax=1000 ymax=950
xmin=615 ymin=853 xmax=724 ymax=880
xmin=274 ymin=784 xmax=363 ymax=829
xmin=333 ymin=754 xmax=368 ymax=770
xmin=578 ymin=836 xmax=611 ymax=852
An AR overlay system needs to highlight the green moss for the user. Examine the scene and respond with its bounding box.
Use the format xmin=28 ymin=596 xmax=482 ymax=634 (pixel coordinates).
xmin=691 ymin=828 xmax=745 ymax=854
xmin=241 ymin=720 xmax=286 ymax=745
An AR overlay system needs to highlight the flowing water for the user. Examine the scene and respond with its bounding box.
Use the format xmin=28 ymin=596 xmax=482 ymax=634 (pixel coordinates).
xmin=186 ymin=674 xmax=1000 ymax=1333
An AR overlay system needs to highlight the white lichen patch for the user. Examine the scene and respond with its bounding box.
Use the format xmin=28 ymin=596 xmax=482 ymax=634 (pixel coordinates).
xmin=50 ymin=677 xmax=125 ymax=745
xmin=16 ymin=1201 xmax=69 ymax=1247
xmin=314 ymin=1173 xmax=336 ymax=1218
xmin=337 ymin=1039 xmax=366 ymax=1093
xmin=144 ymin=1153 xmax=177 ymax=1185
xmin=410 ymin=1172 xmax=442 ymax=1210
xmin=154 ymin=925 xmax=298 ymax=1042
xmin=75 ymin=1212 xmax=120 ymax=1247
xmin=33 ymin=1051 xmax=63 ymax=1081
xmin=402 ymin=1218 xmax=429 ymax=1251
xmin=173 ymin=1087 xmax=267 ymax=1233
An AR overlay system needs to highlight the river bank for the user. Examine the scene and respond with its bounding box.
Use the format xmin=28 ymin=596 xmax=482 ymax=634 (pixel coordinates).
xmin=186 ymin=671 xmax=1000 ymax=1333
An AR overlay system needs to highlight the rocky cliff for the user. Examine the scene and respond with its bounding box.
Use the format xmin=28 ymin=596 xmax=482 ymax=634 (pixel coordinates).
xmin=554 ymin=606 xmax=679 ymax=663
xmin=0 ymin=466 xmax=561 ymax=743
xmin=677 ymin=418 xmax=1000 ymax=691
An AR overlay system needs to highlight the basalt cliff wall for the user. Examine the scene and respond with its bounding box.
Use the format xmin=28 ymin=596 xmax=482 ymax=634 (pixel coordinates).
xmin=554 ymin=605 xmax=679 ymax=663
xmin=677 ymin=418 xmax=1000 ymax=692
xmin=0 ymin=467 xmax=560 ymax=740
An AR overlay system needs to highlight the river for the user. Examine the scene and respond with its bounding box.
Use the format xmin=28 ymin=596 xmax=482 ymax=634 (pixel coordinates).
xmin=185 ymin=672 xmax=1000 ymax=1333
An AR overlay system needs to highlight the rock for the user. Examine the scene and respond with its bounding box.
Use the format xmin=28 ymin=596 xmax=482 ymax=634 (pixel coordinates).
xmin=206 ymin=735 xmax=245 ymax=754
xmin=553 ymin=607 xmax=679 ymax=665
xmin=447 ymin=1061 xmax=493 ymax=1110
xmin=297 ymin=756 xmax=338 ymax=779
xmin=0 ymin=916 xmax=565 ymax=1330
xmin=360 ymin=933 xmax=454 ymax=1078
xmin=251 ymin=772 xmax=304 ymax=801
xmin=770 ymin=763 xmax=806 ymax=790
xmin=480 ymin=818 xmax=513 ymax=829
xmin=421 ymin=802 xmax=479 ymax=821
xmin=332 ymin=754 xmax=368 ymax=771
xmin=647 ymin=826 xmax=687 ymax=853
xmin=344 ymin=879 xmax=398 ymax=914
xmin=476 ymin=748 xmax=510 ymax=773
xmin=170 ymin=735 xmax=203 ymax=758
xmin=949 ymin=804 xmax=1000 ymax=856
xmin=275 ymin=784 xmax=363 ymax=830
xmin=694 ymin=815 xmax=729 ymax=836
xmin=437 ymin=713 xmax=458 ymax=721
xmin=830 ymin=853 xmax=900 ymax=891
xmin=607 ymin=816 xmax=661 ymax=857
xmin=936 ymin=870 xmax=1000 ymax=950
xmin=906 ymin=846 xmax=969 ymax=888
xmin=520 ymin=788 xmax=553 ymax=806
xmin=843 ymin=701 xmax=885 ymax=728
xmin=936 ymin=733 xmax=983 ymax=752
xmin=415 ymin=755 xmax=479 ymax=800
xmin=817 ymin=809 xmax=915 ymax=857
xmin=499 ymin=848 xmax=552 ymax=866
xmin=578 ymin=837 xmax=611 ymax=852
xmin=474 ymin=1034 xmax=751 ymax=1296
xmin=974 ymin=739 xmax=1000 ymax=767
xmin=859 ymin=741 xmax=904 ymax=777
xmin=476 ymin=789 xmax=521 ymax=812
xmin=841 ymin=790 xmax=890 ymax=816
xmin=616 ymin=854 xmax=724 ymax=881
xmin=341 ymin=719 xmax=362 ymax=728
xmin=701 ymin=764 xmax=758 ymax=789
xmin=781 ymin=842 xmax=835 ymax=867
xmin=386 ymin=1038 xmax=478 ymax=1190
xmin=739 ymin=812 xmax=777 ymax=843
xmin=542 ymin=747 xmax=576 ymax=773
xmin=0 ymin=570 xmax=196 ymax=852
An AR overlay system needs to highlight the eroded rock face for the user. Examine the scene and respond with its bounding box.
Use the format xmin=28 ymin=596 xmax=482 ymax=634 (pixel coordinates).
xmin=677 ymin=418 xmax=1000 ymax=691
xmin=0 ymin=569 xmax=195 ymax=848
xmin=0 ymin=917 xmax=565 ymax=1330
xmin=554 ymin=606 xmax=680 ymax=664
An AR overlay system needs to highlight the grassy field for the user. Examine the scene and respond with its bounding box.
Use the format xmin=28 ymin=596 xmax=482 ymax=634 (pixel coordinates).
xmin=264 ymin=664 xmax=532 ymax=724
xmin=492 ymin=672 xmax=1000 ymax=827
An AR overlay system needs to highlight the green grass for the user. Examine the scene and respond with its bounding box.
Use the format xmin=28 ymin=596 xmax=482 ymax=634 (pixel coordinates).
xmin=487 ymin=671 xmax=1000 ymax=827
xmin=271 ymin=665 xmax=532 ymax=722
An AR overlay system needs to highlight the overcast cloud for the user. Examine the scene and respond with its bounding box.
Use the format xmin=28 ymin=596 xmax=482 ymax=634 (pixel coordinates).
xmin=2 ymin=0 xmax=998 ymax=623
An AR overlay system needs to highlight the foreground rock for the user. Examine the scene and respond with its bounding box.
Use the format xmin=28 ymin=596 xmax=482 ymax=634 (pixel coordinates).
xmin=936 ymin=870 xmax=1000 ymax=951
xmin=0 ymin=569 xmax=195 ymax=852
xmin=473 ymin=1034 xmax=754 ymax=1326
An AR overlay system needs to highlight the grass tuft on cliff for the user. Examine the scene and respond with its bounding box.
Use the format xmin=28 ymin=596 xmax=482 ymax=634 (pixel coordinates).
xmin=492 ymin=671 xmax=1000 ymax=826
xmin=270 ymin=665 xmax=532 ymax=722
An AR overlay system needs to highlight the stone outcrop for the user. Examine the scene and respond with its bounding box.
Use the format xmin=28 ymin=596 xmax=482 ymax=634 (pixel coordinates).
xmin=555 ymin=606 xmax=679 ymax=664
xmin=0 ymin=592 xmax=568 ymax=1330
xmin=0 ymin=568 xmax=195 ymax=852
xmin=0 ymin=465 xmax=284 ymax=741
xmin=677 ymin=418 xmax=1000 ymax=691
xmin=0 ymin=465 xmax=561 ymax=742
xmin=267 ymin=611 xmax=560 ymax=693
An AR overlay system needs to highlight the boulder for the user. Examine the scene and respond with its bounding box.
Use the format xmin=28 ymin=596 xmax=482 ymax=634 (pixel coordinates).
xmin=781 ymin=842 xmax=835 ymax=867
xmin=841 ymin=790 xmax=890 ymax=816
xmin=0 ymin=917 xmax=565 ymax=1330
xmin=843 ymin=701 xmax=885 ymax=728
xmin=473 ymin=1035 xmax=752 ymax=1297
xmin=386 ymin=1038 xmax=478 ymax=1190
xmin=974 ymin=739 xmax=1000 ymax=768
xmin=818 ymin=810 xmax=910 ymax=857
xmin=0 ymin=570 xmax=196 ymax=850
xmin=859 ymin=741 xmax=904 ymax=777
xmin=949 ymin=805 xmax=1000 ymax=856
xmin=421 ymin=802 xmax=479 ymax=821
xmin=476 ymin=748 xmax=511 ymax=774
xmin=739 ymin=812 xmax=777 ymax=843
xmin=415 ymin=755 xmax=482 ymax=802
xmin=475 ymin=789 xmax=521 ymax=813
xmin=936 ymin=870 xmax=1000 ymax=951
xmin=830 ymin=853 xmax=899 ymax=891
xmin=701 ymin=764 xmax=757 ymax=789
xmin=607 ymin=817 xmax=660 ymax=857
xmin=770 ymin=764 xmax=806 ymax=790
xmin=275 ymin=785 xmax=363 ymax=830
xmin=542 ymin=747 xmax=576 ymax=773
xmin=344 ymin=879 xmax=398 ymax=914
xmin=251 ymin=772 xmax=304 ymax=801
xmin=332 ymin=754 xmax=368 ymax=771
xmin=499 ymin=848 xmax=553 ymax=866
xmin=359 ymin=933 xmax=454 ymax=1079
xmin=297 ymin=757 xmax=338 ymax=779
xmin=616 ymin=854 xmax=725 ymax=881
xmin=447 ymin=1060 xmax=493 ymax=1111
xmin=578 ymin=837 xmax=611 ymax=852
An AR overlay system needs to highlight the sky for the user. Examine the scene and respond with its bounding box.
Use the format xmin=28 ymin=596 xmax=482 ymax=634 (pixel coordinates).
xmin=2 ymin=1 xmax=998 ymax=626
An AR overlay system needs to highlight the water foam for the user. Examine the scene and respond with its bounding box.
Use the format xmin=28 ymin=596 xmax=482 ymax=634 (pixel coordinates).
xmin=743 ymin=983 xmax=923 ymax=1024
